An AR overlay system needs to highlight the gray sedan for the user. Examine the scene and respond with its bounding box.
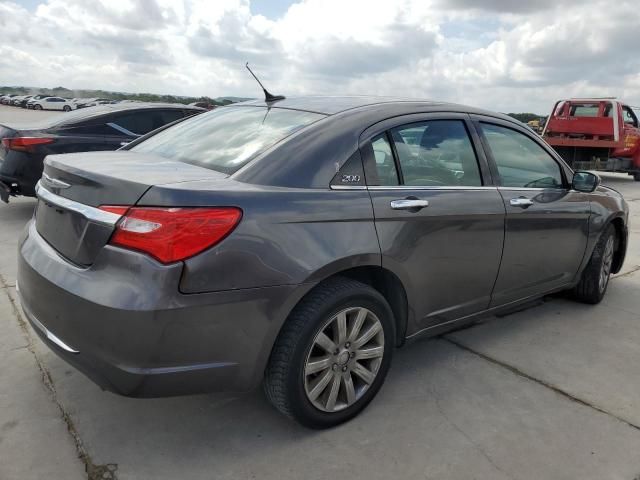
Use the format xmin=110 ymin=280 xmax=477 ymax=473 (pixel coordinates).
xmin=17 ymin=97 xmax=629 ymax=428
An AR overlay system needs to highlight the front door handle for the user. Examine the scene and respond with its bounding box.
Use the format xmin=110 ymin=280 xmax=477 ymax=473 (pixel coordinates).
xmin=390 ymin=199 xmax=429 ymax=210
xmin=510 ymin=197 xmax=534 ymax=208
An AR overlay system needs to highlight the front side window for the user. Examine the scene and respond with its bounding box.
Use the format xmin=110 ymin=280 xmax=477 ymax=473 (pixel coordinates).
xmin=390 ymin=120 xmax=482 ymax=187
xmin=132 ymin=107 xmax=325 ymax=174
xmin=157 ymin=109 xmax=185 ymax=124
xmin=623 ymin=106 xmax=638 ymax=127
xmin=481 ymin=123 xmax=564 ymax=189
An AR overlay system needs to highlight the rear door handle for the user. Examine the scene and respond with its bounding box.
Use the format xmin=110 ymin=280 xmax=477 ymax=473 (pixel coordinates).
xmin=510 ymin=197 xmax=534 ymax=208
xmin=390 ymin=199 xmax=429 ymax=210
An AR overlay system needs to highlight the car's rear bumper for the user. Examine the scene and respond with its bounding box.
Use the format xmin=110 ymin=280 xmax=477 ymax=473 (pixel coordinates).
xmin=17 ymin=220 xmax=306 ymax=397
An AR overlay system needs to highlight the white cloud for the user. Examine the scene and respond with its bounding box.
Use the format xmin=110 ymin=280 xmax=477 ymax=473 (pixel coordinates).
xmin=2 ymin=0 xmax=639 ymax=112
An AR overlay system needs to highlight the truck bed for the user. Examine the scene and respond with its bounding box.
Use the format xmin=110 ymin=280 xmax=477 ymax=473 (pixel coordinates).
xmin=544 ymin=116 xmax=622 ymax=148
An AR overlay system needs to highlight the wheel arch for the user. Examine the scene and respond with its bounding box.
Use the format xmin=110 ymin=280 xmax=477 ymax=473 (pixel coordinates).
xmin=277 ymin=262 xmax=410 ymax=352
xmin=330 ymin=266 xmax=409 ymax=347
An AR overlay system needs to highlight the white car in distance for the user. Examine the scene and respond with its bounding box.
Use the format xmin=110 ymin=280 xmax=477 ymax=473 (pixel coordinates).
xmin=31 ymin=97 xmax=76 ymax=112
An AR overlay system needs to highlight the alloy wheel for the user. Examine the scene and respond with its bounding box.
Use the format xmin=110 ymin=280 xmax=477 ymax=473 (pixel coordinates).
xmin=303 ymin=307 xmax=385 ymax=413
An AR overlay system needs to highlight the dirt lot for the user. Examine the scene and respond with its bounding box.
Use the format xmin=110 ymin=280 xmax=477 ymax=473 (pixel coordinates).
xmin=1 ymin=104 xmax=640 ymax=480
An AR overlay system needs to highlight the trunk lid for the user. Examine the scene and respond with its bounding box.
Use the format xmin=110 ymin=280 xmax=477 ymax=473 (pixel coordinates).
xmin=36 ymin=151 xmax=227 ymax=266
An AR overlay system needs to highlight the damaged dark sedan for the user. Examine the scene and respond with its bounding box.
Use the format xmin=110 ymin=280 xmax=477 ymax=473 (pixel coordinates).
xmin=17 ymin=97 xmax=628 ymax=428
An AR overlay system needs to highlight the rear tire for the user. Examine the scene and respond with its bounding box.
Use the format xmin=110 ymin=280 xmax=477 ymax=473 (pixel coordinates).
xmin=573 ymin=224 xmax=616 ymax=304
xmin=633 ymin=173 xmax=640 ymax=181
xmin=264 ymin=277 xmax=395 ymax=429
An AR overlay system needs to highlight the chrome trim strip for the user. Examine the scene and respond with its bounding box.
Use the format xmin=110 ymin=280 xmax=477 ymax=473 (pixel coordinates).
xmin=497 ymin=187 xmax=559 ymax=192
xmin=35 ymin=182 xmax=121 ymax=227
xmin=30 ymin=314 xmax=80 ymax=354
xmin=367 ymin=185 xmax=497 ymax=191
xmin=106 ymin=122 xmax=140 ymax=137
xmin=330 ymin=185 xmax=367 ymax=190
xmin=21 ymin=300 xmax=79 ymax=354
xmin=41 ymin=172 xmax=71 ymax=190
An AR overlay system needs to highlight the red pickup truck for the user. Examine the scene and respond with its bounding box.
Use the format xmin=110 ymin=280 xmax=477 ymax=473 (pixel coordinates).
xmin=542 ymin=98 xmax=640 ymax=180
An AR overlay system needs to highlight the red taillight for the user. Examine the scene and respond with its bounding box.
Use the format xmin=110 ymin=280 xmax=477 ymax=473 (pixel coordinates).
xmin=2 ymin=137 xmax=54 ymax=152
xmin=99 ymin=206 xmax=242 ymax=264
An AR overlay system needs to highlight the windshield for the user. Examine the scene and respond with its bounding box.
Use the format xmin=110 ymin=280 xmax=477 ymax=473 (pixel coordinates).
xmin=131 ymin=106 xmax=326 ymax=174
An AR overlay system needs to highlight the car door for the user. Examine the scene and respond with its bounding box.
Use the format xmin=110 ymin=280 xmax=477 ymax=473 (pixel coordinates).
xmin=49 ymin=98 xmax=63 ymax=110
xmin=473 ymin=117 xmax=591 ymax=306
xmin=363 ymin=114 xmax=505 ymax=333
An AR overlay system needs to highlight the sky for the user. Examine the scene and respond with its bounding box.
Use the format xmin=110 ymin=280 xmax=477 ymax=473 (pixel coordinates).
xmin=1 ymin=0 xmax=639 ymax=113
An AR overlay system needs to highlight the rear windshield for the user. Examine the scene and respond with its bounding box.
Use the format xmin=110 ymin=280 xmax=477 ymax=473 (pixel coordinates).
xmin=569 ymin=104 xmax=599 ymax=117
xmin=130 ymin=106 xmax=326 ymax=174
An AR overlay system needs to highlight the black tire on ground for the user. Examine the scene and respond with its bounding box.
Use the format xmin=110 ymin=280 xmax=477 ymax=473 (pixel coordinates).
xmin=633 ymin=172 xmax=640 ymax=181
xmin=264 ymin=276 xmax=395 ymax=429
xmin=34 ymin=104 xmax=42 ymax=110
xmin=63 ymin=105 xmax=71 ymax=112
xmin=573 ymin=224 xmax=616 ymax=304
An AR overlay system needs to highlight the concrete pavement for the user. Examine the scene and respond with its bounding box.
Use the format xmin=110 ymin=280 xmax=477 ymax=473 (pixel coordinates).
xmin=1 ymin=105 xmax=640 ymax=479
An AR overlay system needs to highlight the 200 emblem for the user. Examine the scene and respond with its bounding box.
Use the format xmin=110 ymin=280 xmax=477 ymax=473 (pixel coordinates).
xmin=341 ymin=174 xmax=361 ymax=183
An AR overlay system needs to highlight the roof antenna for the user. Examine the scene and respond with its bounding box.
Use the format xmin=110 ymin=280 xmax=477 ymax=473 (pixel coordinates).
xmin=245 ymin=62 xmax=285 ymax=103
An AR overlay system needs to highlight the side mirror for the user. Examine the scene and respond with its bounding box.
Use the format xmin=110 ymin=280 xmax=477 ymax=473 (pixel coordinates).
xmin=572 ymin=171 xmax=601 ymax=193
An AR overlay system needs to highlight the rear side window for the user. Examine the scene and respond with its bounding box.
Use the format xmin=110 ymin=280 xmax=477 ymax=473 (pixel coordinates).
xmin=480 ymin=123 xmax=564 ymax=189
xmin=390 ymin=120 xmax=481 ymax=186
xmin=131 ymin=107 xmax=325 ymax=174
xmin=110 ymin=111 xmax=157 ymax=136
xmin=369 ymin=120 xmax=481 ymax=187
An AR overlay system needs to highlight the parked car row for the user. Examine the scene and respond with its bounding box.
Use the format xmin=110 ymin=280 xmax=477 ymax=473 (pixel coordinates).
xmin=1 ymin=94 xmax=78 ymax=111
xmin=0 ymin=94 xmax=144 ymax=112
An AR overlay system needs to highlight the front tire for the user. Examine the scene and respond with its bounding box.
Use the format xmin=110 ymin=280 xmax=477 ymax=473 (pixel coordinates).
xmin=63 ymin=105 xmax=71 ymax=112
xmin=264 ymin=277 xmax=395 ymax=429
xmin=633 ymin=172 xmax=640 ymax=181
xmin=573 ymin=224 xmax=616 ymax=304
xmin=34 ymin=104 xmax=42 ymax=110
